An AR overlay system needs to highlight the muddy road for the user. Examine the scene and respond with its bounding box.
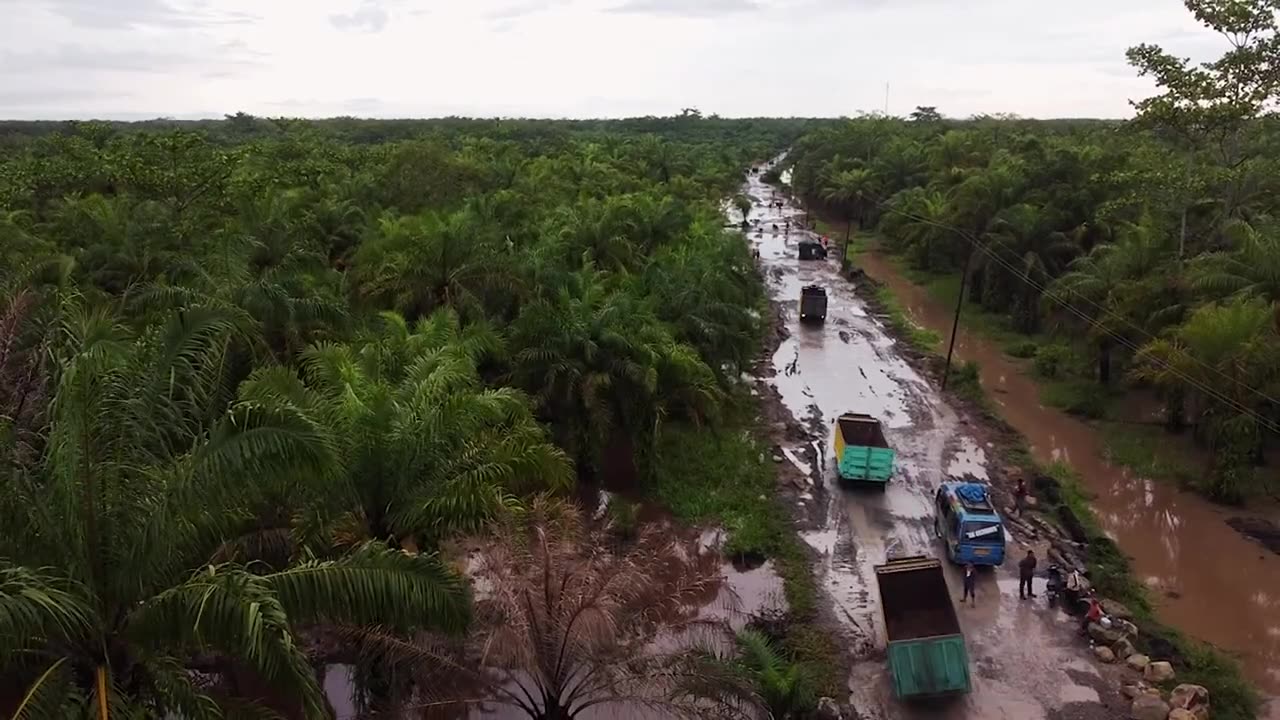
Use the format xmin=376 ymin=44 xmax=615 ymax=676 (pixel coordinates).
xmin=739 ymin=165 xmax=1122 ymax=720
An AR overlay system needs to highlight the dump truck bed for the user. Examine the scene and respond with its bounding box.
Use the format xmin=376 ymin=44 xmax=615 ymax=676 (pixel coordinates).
xmin=834 ymin=413 xmax=895 ymax=483
xmin=874 ymin=556 xmax=971 ymax=698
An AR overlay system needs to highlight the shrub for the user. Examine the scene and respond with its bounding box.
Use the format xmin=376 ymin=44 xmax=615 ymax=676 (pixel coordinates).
xmin=1033 ymin=344 xmax=1071 ymax=378
xmin=1004 ymin=340 xmax=1039 ymax=358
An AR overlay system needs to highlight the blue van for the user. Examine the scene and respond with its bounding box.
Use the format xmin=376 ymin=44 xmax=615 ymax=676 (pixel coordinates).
xmin=933 ymin=481 xmax=1007 ymax=566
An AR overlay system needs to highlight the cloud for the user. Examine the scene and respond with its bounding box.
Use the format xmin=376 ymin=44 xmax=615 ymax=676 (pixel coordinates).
xmin=330 ymin=0 xmax=390 ymax=32
xmin=609 ymin=0 xmax=759 ymax=18
xmin=2 ymin=43 xmax=264 ymax=75
xmin=34 ymin=0 xmax=256 ymax=29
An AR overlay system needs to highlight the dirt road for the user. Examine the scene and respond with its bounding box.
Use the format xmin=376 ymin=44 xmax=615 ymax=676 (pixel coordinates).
xmin=739 ymin=164 xmax=1123 ymax=720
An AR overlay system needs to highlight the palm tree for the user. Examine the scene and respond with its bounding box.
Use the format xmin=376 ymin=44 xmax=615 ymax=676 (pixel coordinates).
xmin=890 ymin=188 xmax=955 ymax=271
xmin=1130 ymin=297 xmax=1279 ymax=502
xmin=820 ymin=168 xmax=879 ymax=249
xmin=1190 ymin=218 xmax=1280 ymax=305
xmin=353 ymin=209 xmax=516 ymax=321
xmin=1049 ymin=217 xmax=1176 ymax=385
xmin=238 ymin=309 xmax=573 ymax=549
xmin=0 ymin=300 xmax=470 ymax=718
xmin=974 ymin=203 xmax=1079 ymax=332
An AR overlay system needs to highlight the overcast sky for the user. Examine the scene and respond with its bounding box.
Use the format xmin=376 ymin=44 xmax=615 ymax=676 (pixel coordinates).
xmin=1 ymin=0 xmax=1226 ymax=120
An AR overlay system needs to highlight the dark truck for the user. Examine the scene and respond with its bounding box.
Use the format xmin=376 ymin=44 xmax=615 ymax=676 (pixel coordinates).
xmin=798 ymin=240 xmax=827 ymax=260
xmin=874 ymin=556 xmax=971 ymax=699
xmin=800 ymin=285 xmax=827 ymax=324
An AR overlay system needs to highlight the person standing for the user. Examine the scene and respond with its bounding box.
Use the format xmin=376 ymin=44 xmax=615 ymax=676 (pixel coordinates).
xmin=1014 ymin=477 xmax=1028 ymax=516
xmin=961 ymin=564 xmax=977 ymax=606
xmin=1018 ymin=550 xmax=1037 ymax=599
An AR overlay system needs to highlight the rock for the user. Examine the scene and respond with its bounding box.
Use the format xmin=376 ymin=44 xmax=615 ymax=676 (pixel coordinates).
xmin=1093 ymin=645 xmax=1116 ymax=663
xmin=815 ymin=696 xmax=842 ymax=720
xmin=1169 ymin=684 xmax=1210 ymax=717
xmin=771 ymin=455 xmax=784 ymax=463
xmin=1102 ymin=598 xmax=1135 ymax=620
xmin=1120 ymin=681 xmax=1149 ymax=699
xmin=1167 ymin=709 xmax=1197 ymax=720
xmin=1115 ymin=618 xmax=1140 ymax=638
xmin=1126 ymin=654 xmax=1151 ymax=671
xmin=1088 ymin=621 xmax=1125 ymax=645
xmin=1144 ymin=661 xmax=1176 ymax=683
xmin=1131 ymin=695 xmax=1171 ymax=720
xmin=1113 ymin=637 xmax=1138 ymax=661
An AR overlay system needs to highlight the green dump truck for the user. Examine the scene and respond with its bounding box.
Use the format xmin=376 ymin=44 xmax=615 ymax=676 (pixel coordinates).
xmin=874 ymin=555 xmax=971 ymax=699
xmin=834 ymin=412 xmax=895 ymax=484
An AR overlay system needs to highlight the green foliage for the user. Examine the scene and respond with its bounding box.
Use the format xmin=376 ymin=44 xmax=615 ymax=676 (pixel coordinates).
xmin=1102 ymin=423 xmax=1200 ymax=490
xmin=733 ymin=629 xmax=817 ymax=719
xmin=1040 ymin=379 xmax=1112 ymax=419
xmin=1004 ymin=339 xmax=1039 ymax=358
xmin=650 ymin=423 xmax=781 ymax=561
xmin=947 ymin=360 xmax=985 ymax=405
xmin=873 ymin=285 xmax=941 ymax=351
xmin=0 ymin=116 xmax=807 ymax=713
xmin=1032 ymin=343 xmax=1071 ymax=378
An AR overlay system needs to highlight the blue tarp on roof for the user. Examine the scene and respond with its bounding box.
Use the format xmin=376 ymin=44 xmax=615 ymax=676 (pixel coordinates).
xmin=955 ymin=483 xmax=988 ymax=505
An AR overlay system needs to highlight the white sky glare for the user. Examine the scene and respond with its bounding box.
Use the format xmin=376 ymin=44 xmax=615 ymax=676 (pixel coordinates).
xmin=0 ymin=0 xmax=1225 ymax=120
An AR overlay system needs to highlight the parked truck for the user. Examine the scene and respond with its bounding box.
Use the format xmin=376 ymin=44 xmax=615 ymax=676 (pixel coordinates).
xmin=833 ymin=412 xmax=895 ymax=484
xmin=800 ymin=285 xmax=827 ymax=324
xmin=798 ymin=240 xmax=827 ymax=260
xmin=874 ymin=555 xmax=972 ymax=699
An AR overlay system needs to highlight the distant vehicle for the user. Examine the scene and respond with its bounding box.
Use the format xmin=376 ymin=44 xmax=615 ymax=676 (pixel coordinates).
xmin=800 ymin=285 xmax=827 ymax=324
xmin=798 ymin=240 xmax=827 ymax=260
xmin=874 ymin=555 xmax=972 ymax=699
xmin=933 ymin=481 xmax=1007 ymax=566
xmin=834 ymin=412 xmax=895 ymax=485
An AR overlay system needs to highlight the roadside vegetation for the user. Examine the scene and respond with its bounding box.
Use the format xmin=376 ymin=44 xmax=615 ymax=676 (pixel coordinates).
xmin=786 ymin=0 xmax=1280 ymax=505
xmin=0 ymin=114 xmax=837 ymax=717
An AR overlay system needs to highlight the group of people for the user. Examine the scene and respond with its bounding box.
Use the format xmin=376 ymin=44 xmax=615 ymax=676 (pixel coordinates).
xmin=959 ymin=549 xmax=1104 ymax=636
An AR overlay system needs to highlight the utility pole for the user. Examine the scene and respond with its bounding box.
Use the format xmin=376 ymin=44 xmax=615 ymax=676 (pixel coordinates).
xmin=884 ymin=83 xmax=890 ymax=115
xmin=941 ymin=245 xmax=974 ymax=390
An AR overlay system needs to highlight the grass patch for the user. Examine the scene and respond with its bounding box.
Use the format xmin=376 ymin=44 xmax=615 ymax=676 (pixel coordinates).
xmin=1033 ymin=460 xmax=1259 ymax=720
xmin=1004 ymin=340 xmax=1040 ymax=359
xmin=649 ymin=418 xmax=843 ymax=697
xmin=946 ymin=360 xmax=987 ymax=408
xmin=1101 ymin=423 xmax=1201 ymax=490
xmin=651 ymin=423 xmax=782 ymax=561
xmin=1039 ymin=379 xmax=1114 ymax=419
xmin=873 ymin=285 xmax=941 ymax=352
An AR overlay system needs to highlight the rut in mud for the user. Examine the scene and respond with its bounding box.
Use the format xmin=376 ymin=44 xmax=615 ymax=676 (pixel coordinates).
xmin=741 ymin=163 xmax=1124 ymax=720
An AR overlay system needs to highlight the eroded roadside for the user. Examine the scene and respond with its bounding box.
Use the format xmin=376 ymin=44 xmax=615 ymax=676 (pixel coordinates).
xmin=739 ymin=162 xmax=1128 ymax=720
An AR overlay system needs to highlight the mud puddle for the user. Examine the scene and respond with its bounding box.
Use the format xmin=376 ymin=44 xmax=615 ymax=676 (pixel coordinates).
xmin=740 ymin=161 xmax=1119 ymax=719
xmin=856 ymin=248 xmax=1280 ymax=707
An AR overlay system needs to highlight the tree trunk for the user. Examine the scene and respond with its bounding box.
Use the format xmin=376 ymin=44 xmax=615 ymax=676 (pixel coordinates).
xmin=1163 ymin=390 xmax=1186 ymax=434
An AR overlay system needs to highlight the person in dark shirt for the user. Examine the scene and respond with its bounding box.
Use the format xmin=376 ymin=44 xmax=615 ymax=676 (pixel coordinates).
xmin=1018 ymin=550 xmax=1037 ymax=599
xmin=961 ymin=564 xmax=977 ymax=606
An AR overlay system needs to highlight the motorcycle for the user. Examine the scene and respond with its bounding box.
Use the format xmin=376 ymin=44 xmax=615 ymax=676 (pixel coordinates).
xmin=1044 ymin=564 xmax=1064 ymax=608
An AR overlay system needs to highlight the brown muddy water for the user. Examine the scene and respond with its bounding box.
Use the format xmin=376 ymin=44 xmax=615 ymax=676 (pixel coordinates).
xmin=854 ymin=248 xmax=1280 ymax=711
xmin=743 ymin=164 xmax=1123 ymax=720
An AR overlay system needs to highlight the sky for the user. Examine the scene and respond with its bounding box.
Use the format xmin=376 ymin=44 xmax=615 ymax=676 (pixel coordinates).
xmin=0 ymin=0 xmax=1228 ymax=121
